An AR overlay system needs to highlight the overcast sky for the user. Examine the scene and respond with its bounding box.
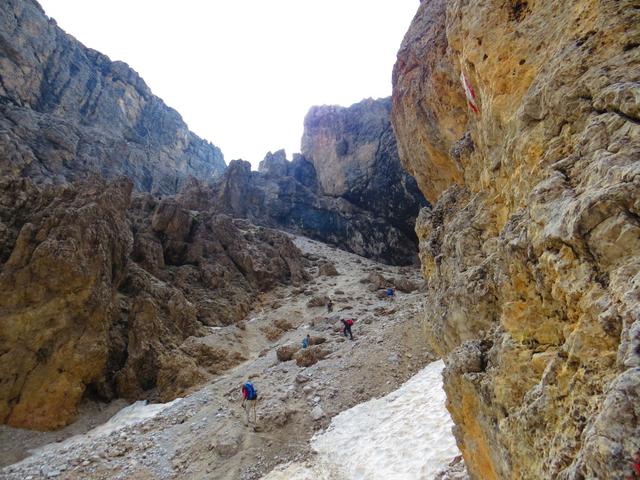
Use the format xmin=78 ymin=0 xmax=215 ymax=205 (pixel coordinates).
xmin=39 ymin=1 xmax=418 ymax=168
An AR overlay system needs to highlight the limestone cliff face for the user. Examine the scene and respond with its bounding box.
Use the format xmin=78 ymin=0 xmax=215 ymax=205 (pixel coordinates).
xmin=302 ymin=97 xmax=427 ymax=240
xmin=0 ymin=177 xmax=306 ymax=430
xmin=0 ymin=0 xmax=225 ymax=194
xmin=392 ymin=1 xmax=640 ymax=479
xmin=205 ymin=156 xmax=418 ymax=265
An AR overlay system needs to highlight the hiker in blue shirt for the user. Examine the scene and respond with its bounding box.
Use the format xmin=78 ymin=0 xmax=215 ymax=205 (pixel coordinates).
xmin=302 ymin=334 xmax=311 ymax=349
xmin=241 ymin=381 xmax=258 ymax=424
xmin=386 ymin=287 xmax=395 ymax=301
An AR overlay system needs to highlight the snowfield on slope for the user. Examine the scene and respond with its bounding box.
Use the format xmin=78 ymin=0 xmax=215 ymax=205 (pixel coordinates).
xmin=263 ymin=359 xmax=459 ymax=480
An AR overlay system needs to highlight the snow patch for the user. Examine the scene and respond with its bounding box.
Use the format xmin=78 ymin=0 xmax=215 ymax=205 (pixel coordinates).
xmin=87 ymin=399 xmax=182 ymax=438
xmin=263 ymin=360 xmax=459 ymax=479
xmin=18 ymin=399 xmax=183 ymax=462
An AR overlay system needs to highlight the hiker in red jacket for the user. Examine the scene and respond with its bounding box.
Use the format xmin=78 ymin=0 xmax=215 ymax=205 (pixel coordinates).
xmin=341 ymin=318 xmax=354 ymax=340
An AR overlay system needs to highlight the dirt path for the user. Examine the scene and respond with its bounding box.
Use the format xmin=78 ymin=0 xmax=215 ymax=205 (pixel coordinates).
xmin=0 ymin=235 xmax=435 ymax=480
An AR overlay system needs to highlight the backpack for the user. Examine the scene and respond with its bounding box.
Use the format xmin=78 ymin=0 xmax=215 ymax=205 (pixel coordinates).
xmin=346 ymin=319 xmax=354 ymax=326
xmin=243 ymin=382 xmax=257 ymax=400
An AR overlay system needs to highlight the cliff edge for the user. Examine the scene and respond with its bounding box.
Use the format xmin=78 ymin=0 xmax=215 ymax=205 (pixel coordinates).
xmin=392 ymin=1 xmax=639 ymax=478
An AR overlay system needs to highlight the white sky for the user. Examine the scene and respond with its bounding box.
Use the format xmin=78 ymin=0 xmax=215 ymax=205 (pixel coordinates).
xmin=39 ymin=1 xmax=418 ymax=169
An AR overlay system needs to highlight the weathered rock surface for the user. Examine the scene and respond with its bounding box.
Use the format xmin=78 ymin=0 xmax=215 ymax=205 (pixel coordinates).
xmin=0 ymin=0 xmax=225 ymax=194
xmin=0 ymin=178 xmax=133 ymax=431
xmin=318 ymin=262 xmax=339 ymax=277
xmin=0 ymin=177 xmax=306 ymax=430
xmin=393 ymin=1 xmax=640 ymax=479
xmin=302 ymin=97 xmax=428 ymax=239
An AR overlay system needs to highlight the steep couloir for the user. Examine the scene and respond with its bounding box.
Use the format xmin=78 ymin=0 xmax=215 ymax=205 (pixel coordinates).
xmin=392 ymin=0 xmax=639 ymax=479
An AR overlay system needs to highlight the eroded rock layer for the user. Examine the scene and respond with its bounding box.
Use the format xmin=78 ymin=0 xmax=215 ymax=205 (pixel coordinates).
xmin=0 ymin=177 xmax=306 ymax=430
xmin=0 ymin=0 xmax=225 ymax=194
xmin=392 ymin=1 xmax=640 ymax=479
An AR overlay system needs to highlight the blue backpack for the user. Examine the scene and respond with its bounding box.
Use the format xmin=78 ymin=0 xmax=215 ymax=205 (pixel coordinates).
xmin=243 ymin=382 xmax=257 ymax=400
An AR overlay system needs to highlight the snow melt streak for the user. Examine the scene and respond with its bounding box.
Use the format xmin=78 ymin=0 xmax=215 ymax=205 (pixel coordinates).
xmin=264 ymin=360 xmax=459 ymax=480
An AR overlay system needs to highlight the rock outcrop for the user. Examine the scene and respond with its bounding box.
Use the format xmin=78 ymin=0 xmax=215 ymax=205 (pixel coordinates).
xmin=392 ymin=1 xmax=640 ymax=479
xmin=0 ymin=0 xmax=225 ymax=194
xmin=0 ymin=177 xmax=306 ymax=430
xmin=191 ymin=158 xmax=419 ymax=265
xmin=302 ymin=97 xmax=427 ymax=239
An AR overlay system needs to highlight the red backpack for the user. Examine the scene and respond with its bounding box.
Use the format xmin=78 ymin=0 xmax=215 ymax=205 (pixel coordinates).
xmin=346 ymin=319 xmax=354 ymax=326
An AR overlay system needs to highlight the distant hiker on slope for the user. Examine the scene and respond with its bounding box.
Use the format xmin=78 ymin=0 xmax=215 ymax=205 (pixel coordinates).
xmin=341 ymin=318 xmax=354 ymax=340
xmin=241 ymin=381 xmax=258 ymax=424
xmin=303 ymin=334 xmax=311 ymax=349
xmin=327 ymin=297 xmax=334 ymax=313
xmin=385 ymin=287 xmax=395 ymax=301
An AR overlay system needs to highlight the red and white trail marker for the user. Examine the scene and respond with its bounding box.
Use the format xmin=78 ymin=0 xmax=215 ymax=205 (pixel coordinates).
xmin=460 ymin=71 xmax=479 ymax=114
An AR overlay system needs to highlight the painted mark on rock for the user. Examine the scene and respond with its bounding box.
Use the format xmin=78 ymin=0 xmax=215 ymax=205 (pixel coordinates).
xmin=460 ymin=71 xmax=479 ymax=114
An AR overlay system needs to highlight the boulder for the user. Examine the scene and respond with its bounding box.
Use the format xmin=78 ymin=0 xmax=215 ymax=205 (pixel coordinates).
xmin=261 ymin=325 xmax=285 ymax=342
xmin=365 ymin=272 xmax=388 ymax=289
xmin=394 ymin=277 xmax=418 ymax=293
xmin=274 ymin=319 xmax=293 ymax=331
xmin=319 ymin=262 xmax=339 ymax=277
xmin=276 ymin=345 xmax=300 ymax=362
xmin=293 ymin=346 xmax=328 ymax=368
xmin=311 ymin=405 xmax=325 ymax=421
xmin=307 ymin=295 xmax=329 ymax=308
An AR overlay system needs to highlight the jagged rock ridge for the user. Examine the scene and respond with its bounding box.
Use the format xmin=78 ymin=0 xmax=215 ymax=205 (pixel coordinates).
xmin=392 ymin=0 xmax=640 ymax=479
xmin=0 ymin=177 xmax=306 ymax=430
xmin=0 ymin=0 xmax=225 ymax=195
xmin=204 ymin=154 xmax=420 ymax=265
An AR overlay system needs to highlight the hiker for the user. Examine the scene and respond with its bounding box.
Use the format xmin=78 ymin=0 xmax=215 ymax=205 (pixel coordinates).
xmin=241 ymin=381 xmax=258 ymax=424
xmin=302 ymin=334 xmax=311 ymax=349
xmin=327 ymin=297 xmax=334 ymax=313
xmin=341 ymin=318 xmax=354 ymax=340
xmin=385 ymin=286 xmax=395 ymax=301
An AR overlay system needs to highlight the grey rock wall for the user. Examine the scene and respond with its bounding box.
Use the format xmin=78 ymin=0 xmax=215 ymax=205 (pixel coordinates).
xmin=0 ymin=0 xmax=225 ymax=195
xmin=301 ymin=97 xmax=427 ymax=240
xmin=183 ymin=158 xmax=419 ymax=265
